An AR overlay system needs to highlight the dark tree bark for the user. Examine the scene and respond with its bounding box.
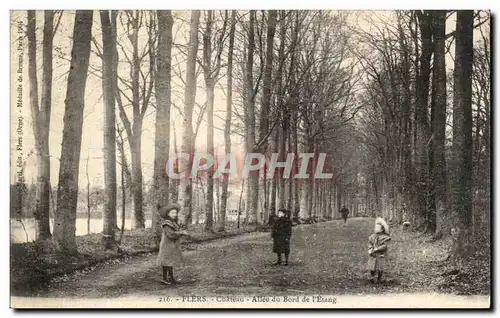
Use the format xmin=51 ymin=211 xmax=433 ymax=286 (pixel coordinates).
xmin=415 ymin=11 xmax=433 ymax=230
xmin=100 ymin=10 xmax=117 ymax=249
xmin=451 ymin=10 xmax=474 ymax=234
xmin=203 ymin=11 xmax=215 ymax=232
xmin=27 ymin=10 xmax=53 ymax=240
xmin=54 ymin=10 xmax=93 ymax=252
xmin=274 ymin=10 xmax=286 ymax=211
xmin=431 ymin=10 xmax=449 ymax=238
xmin=397 ymin=12 xmax=413 ymax=224
xmin=170 ymin=122 xmax=180 ymax=202
xmin=292 ymin=111 xmax=300 ymax=219
xmin=86 ymin=156 xmax=91 ymax=235
xmin=180 ymin=10 xmax=200 ymax=226
xmin=287 ymin=117 xmax=293 ymax=213
xmin=244 ymin=11 xmax=258 ymax=224
xmin=269 ymin=128 xmax=279 ymax=217
xmin=219 ymin=10 xmax=236 ymax=232
xmin=152 ymin=10 xmax=173 ymax=238
xmin=258 ymin=10 xmax=277 ymax=154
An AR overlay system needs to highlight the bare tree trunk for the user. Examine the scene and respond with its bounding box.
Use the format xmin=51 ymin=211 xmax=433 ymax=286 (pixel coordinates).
xmin=195 ymin=183 xmax=201 ymax=224
xmin=54 ymin=10 xmax=93 ymax=252
xmin=293 ymin=112 xmax=300 ymax=219
xmin=269 ymin=128 xmax=279 ymax=218
xmin=129 ymin=134 xmax=144 ymax=228
xmin=278 ymin=125 xmax=287 ymax=210
xmin=451 ymin=10 xmax=474 ymax=239
xmin=397 ymin=13 xmax=414 ymax=225
xmin=415 ymin=11 xmax=433 ymax=229
xmin=258 ymin=10 xmax=277 ymax=154
xmin=152 ymin=10 xmax=173 ymax=238
xmin=318 ymin=182 xmax=322 ymax=217
xmin=244 ymin=11 xmax=258 ymax=224
xmin=299 ymin=147 xmax=311 ymax=221
xmin=131 ymin=13 xmax=144 ymax=230
xmin=215 ymin=177 xmax=220 ymax=225
xmin=180 ymin=10 xmax=200 ymax=226
xmin=170 ymin=122 xmax=180 ymax=202
xmin=116 ymin=127 xmax=132 ymax=199
xmin=275 ymin=11 xmax=287 ymax=211
xmin=119 ymin=151 xmax=126 ymax=244
xmin=86 ymin=155 xmax=91 ymax=235
xmin=325 ymin=184 xmax=330 ymax=219
xmin=313 ymin=180 xmax=318 ymax=217
xmin=431 ymin=10 xmax=449 ymax=238
xmin=307 ymin=179 xmax=314 ymax=219
xmin=290 ymin=12 xmax=300 ymax=220
xmin=287 ymin=119 xmax=293 ymax=212
xmin=337 ymin=182 xmax=343 ymax=219
xmin=27 ymin=10 xmax=52 ymax=240
xmin=329 ymin=185 xmax=333 ymax=218
xmin=219 ymin=13 xmax=236 ymax=232
xmin=262 ymin=163 xmax=269 ymax=222
xmin=116 ymin=126 xmax=131 ymax=240
xmin=332 ymin=182 xmax=337 ymax=219
xmin=237 ymin=179 xmax=245 ymax=229
xmin=203 ymin=11 xmax=215 ymax=232
xmin=100 ymin=10 xmax=117 ymax=249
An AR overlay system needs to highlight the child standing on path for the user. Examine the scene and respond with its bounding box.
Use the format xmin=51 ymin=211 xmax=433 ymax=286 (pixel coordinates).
xmin=367 ymin=217 xmax=391 ymax=283
xmin=157 ymin=203 xmax=191 ymax=285
xmin=271 ymin=209 xmax=292 ymax=266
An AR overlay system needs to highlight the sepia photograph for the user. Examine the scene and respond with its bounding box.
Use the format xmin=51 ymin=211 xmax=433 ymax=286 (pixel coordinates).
xmin=8 ymin=7 xmax=491 ymax=309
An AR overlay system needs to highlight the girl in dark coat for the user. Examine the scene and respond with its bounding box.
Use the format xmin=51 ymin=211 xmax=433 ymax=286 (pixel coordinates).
xmin=271 ymin=209 xmax=292 ymax=266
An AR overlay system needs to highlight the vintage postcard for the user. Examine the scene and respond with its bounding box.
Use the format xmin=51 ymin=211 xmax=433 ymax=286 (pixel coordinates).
xmin=9 ymin=9 xmax=491 ymax=309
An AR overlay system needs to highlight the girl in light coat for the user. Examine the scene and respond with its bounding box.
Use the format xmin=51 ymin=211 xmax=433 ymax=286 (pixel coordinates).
xmin=367 ymin=217 xmax=391 ymax=283
xmin=157 ymin=203 xmax=191 ymax=285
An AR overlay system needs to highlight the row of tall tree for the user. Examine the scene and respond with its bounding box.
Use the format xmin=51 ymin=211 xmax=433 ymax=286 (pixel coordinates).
xmin=354 ymin=10 xmax=490 ymax=248
xmin=21 ymin=10 xmax=489 ymax=256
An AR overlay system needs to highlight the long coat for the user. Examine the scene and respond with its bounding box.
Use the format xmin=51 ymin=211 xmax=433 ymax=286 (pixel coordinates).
xmin=272 ymin=217 xmax=292 ymax=254
xmin=156 ymin=219 xmax=185 ymax=267
xmin=367 ymin=233 xmax=391 ymax=272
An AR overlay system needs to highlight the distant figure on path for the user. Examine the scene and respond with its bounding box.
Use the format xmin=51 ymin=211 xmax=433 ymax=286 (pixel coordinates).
xmin=156 ymin=203 xmax=191 ymax=285
xmin=340 ymin=206 xmax=350 ymax=226
xmin=271 ymin=209 xmax=292 ymax=266
xmin=367 ymin=216 xmax=391 ymax=283
xmin=402 ymin=204 xmax=411 ymax=228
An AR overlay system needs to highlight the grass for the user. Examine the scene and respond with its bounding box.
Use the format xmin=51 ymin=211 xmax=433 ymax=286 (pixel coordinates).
xmin=10 ymin=222 xmax=257 ymax=296
xmin=10 ymin=218 xmax=490 ymax=297
xmin=387 ymin=223 xmax=490 ymax=295
xmin=36 ymin=218 xmax=489 ymax=300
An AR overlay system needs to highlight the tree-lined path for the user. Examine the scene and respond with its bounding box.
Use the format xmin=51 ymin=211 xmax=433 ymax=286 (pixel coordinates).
xmin=36 ymin=218 xmax=464 ymax=299
xmin=10 ymin=10 xmax=490 ymax=306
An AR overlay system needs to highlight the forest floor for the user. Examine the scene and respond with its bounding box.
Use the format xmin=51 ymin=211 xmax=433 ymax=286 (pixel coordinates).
xmin=10 ymin=222 xmax=256 ymax=295
xmin=11 ymin=217 xmax=490 ymax=308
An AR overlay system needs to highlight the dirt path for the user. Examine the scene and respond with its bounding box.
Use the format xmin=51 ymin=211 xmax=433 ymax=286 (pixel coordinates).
xmin=18 ymin=218 xmax=489 ymax=308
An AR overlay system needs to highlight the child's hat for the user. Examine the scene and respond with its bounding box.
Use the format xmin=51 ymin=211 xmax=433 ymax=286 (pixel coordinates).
xmin=374 ymin=217 xmax=390 ymax=234
xmin=158 ymin=203 xmax=181 ymax=219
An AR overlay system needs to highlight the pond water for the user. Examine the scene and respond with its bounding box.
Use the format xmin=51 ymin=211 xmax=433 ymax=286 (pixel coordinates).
xmin=10 ymin=218 xmax=152 ymax=243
